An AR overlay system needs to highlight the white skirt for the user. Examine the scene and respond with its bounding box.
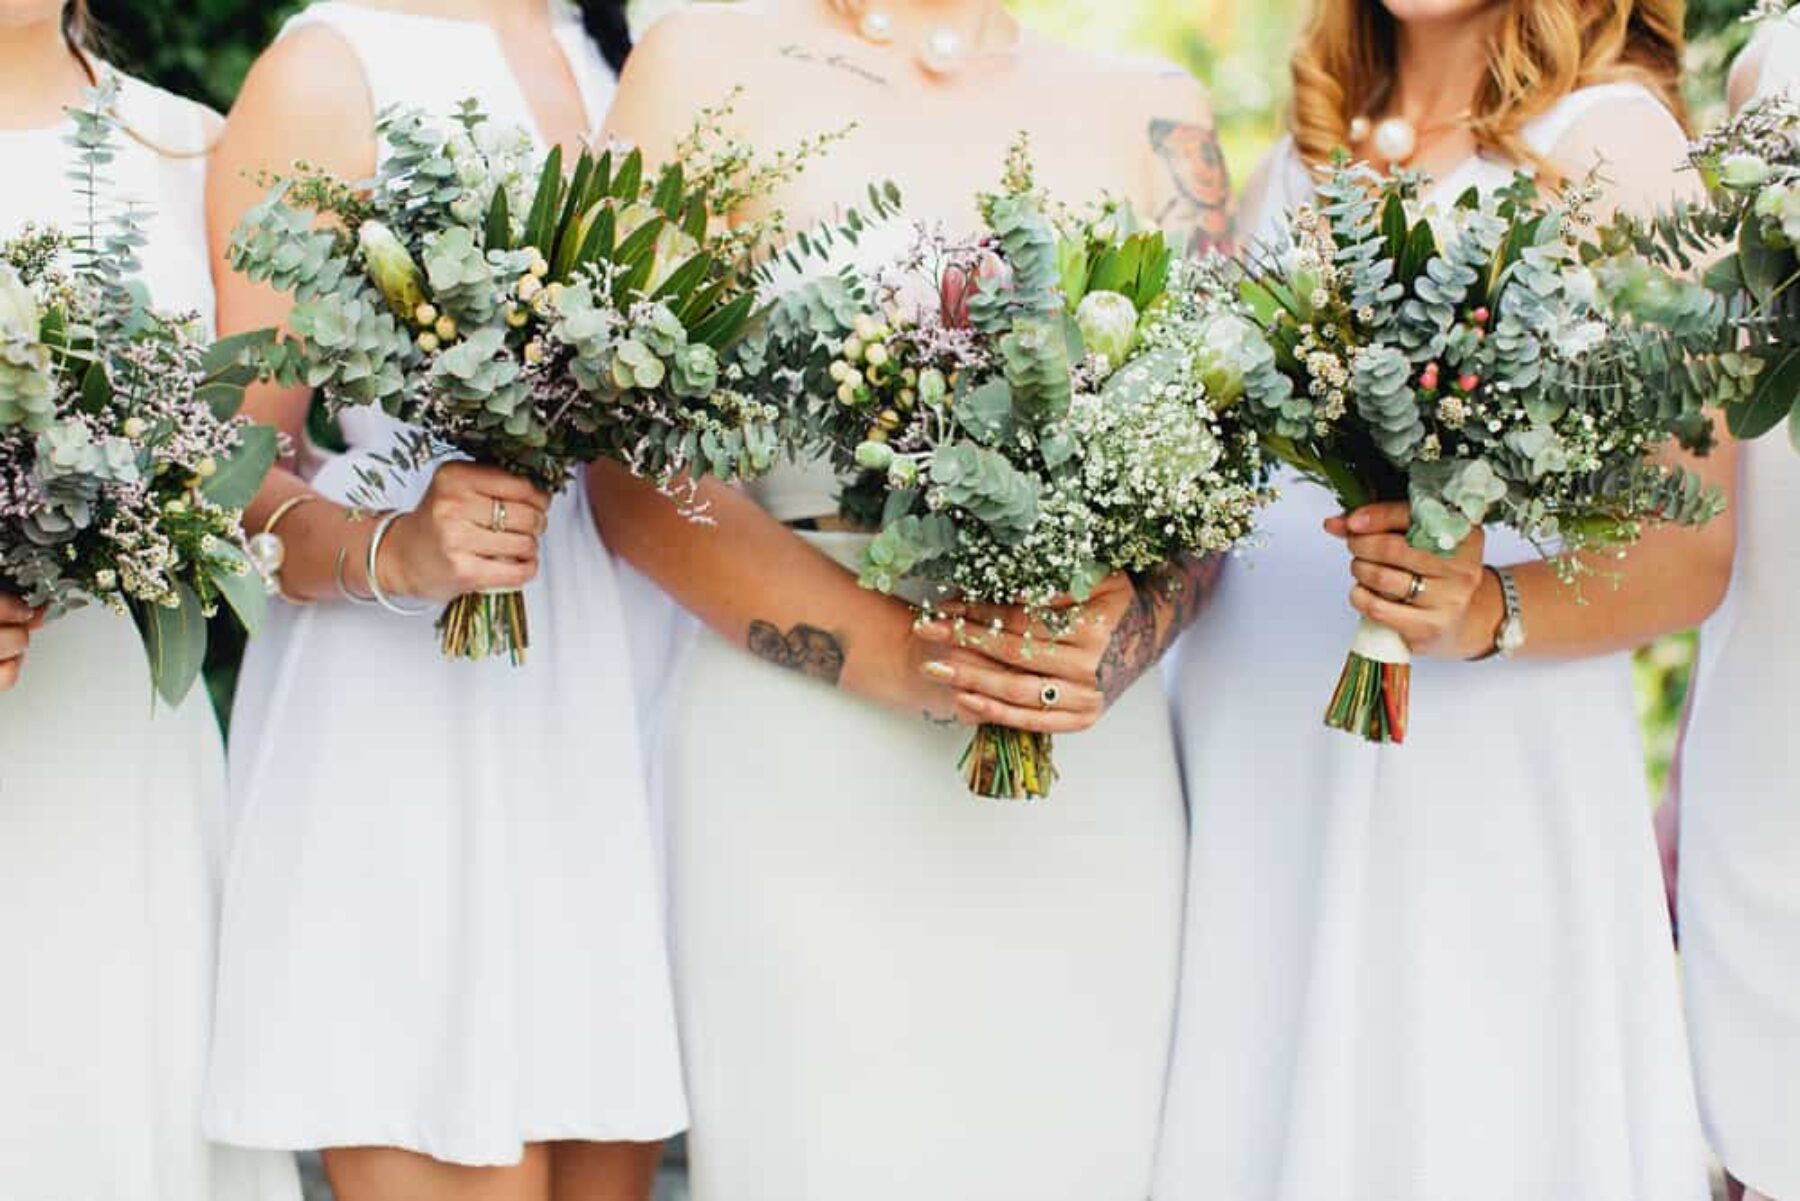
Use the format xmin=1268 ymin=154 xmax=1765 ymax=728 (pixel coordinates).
xmin=1153 ymin=480 xmax=1710 ymax=1201
xmin=664 ymin=530 xmax=1185 ymax=1201
xmin=0 ymin=605 xmax=300 ymax=1201
xmin=204 ymin=451 xmax=688 ymax=1167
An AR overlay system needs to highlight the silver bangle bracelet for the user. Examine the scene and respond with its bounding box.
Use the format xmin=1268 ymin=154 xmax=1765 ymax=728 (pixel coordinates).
xmin=367 ymin=511 xmax=433 ymax=617
xmin=334 ymin=545 xmax=378 ymax=607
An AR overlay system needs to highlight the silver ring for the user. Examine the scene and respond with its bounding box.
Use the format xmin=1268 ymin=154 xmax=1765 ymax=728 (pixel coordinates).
xmin=1039 ymin=681 xmax=1061 ymax=709
xmin=490 ymin=499 xmax=508 ymax=533
xmin=1405 ymin=572 xmax=1426 ymax=604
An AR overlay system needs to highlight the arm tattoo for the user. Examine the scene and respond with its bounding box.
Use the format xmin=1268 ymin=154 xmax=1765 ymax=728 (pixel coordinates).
xmin=779 ymin=43 xmax=890 ymax=87
xmin=1094 ymin=553 xmax=1227 ymax=706
xmin=1149 ymin=117 xmax=1235 ymax=255
xmin=747 ymin=620 xmax=847 ymax=685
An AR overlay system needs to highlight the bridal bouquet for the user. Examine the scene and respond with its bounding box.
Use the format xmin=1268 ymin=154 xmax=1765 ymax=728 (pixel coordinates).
xmin=231 ymin=96 xmax=817 ymax=662
xmin=1238 ymin=162 xmax=1725 ymax=743
xmin=758 ymin=148 xmax=1272 ymax=798
xmin=1683 ymin=89 xmax=1800 ymax=444
xmin=0 ymin=101 xmax=275 ymax=705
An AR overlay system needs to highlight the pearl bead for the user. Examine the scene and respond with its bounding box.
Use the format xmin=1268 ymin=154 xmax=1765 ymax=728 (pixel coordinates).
xmin=919 ymin=27 xmax=967 ymax=76
xmin=247 ymin=531 xmax=285 ymax=593
xmin=1348 ymin=115 xmax=1371 ymax=145
xmin=1371 ymin=116 xmax=1417 ymax=165
xmin=857 ymin=9 xmax=895 ymax=44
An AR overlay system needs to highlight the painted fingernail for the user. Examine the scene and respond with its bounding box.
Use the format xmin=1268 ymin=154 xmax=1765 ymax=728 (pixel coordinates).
xmin=957 ymin=692 xmax=986 ymax=713
xmin=915 ymin=621 xmax=950 ymax=642
xmin=921 ymin=660 xmax=956 ymax=682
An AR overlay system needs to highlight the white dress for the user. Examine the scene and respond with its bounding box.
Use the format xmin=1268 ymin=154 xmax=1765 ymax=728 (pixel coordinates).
xmin=1154 ymin=84 xmax=1711 ymax=1201
xmin=204 ymin=3 xmax=687 ymax=1167
xmin=1676 ymin=17 xmax=1800 ymax=1199
xmin=0 ymin=73 xmax=300 ymax=1201
xmin=662 ymin=220 xmax=1186 ymax=1201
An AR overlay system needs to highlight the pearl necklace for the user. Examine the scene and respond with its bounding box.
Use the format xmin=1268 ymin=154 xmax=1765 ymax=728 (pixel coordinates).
xmin=838 ymin=2 xmax=1018 ymax=78
xmin=1349 ymin=110 xmax=1471 ymax=168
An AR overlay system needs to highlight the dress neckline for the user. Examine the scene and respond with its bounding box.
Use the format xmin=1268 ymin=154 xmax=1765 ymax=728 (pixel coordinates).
xmin=304 ymin=1 xmax=602 ymax=147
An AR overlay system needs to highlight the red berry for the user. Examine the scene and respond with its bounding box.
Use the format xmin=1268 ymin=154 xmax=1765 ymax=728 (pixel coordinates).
xmin=1458 ymin=373 xmax=1480 ymax=393
xmin=1472 ymin=307 xmax=1491 ymax=326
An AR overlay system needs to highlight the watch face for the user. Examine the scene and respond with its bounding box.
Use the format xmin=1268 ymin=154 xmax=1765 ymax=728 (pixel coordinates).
xmin=1497 ymin=616 xmax=1526 ymax=656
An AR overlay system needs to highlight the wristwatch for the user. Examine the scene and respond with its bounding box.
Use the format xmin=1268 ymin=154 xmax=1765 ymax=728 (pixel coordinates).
xmin=1488 ymin=565 xmax=1526 ymax=659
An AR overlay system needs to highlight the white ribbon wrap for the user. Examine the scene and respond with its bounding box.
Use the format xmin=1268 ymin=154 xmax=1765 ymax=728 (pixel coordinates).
xmin=1349 ymin=615 xmax=1412 ymax=666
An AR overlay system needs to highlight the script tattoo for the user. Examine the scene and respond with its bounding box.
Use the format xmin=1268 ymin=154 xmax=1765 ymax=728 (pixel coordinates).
xmin=747 ymin=620 xmax=848 ymax=685
xmin=779 ymin=43 xmax=890 ymax=86
xmin=1094 ymin=553 xmax=1225 ymax=705
xmin=1149 ymin=117 xmax=1235 ymax=255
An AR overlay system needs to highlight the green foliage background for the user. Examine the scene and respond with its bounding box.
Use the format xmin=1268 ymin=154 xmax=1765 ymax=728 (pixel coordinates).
xmin=89 ymin=0 xmax=1757 ymax=791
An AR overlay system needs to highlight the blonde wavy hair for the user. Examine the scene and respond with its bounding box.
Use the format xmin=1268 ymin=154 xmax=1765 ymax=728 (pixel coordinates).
xmin=1289 ymin=0 xmax=1690 ymax=175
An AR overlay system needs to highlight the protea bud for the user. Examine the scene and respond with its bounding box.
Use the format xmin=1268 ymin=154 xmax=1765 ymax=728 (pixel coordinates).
xmin=0 ymin=263 xmax=41 ymax=339
xmin=358 ymin=221 xmax=427 ymax=320
xmin=939 ymin=262 xmax=975 ymax=329
xmin=1075 ymin=290 xmax=1139 ymax=368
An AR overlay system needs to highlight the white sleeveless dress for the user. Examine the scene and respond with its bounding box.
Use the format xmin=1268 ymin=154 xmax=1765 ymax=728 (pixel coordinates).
xmin=1153 ymin=84 xmax=1710 ymax=1201
xmin=0 ymin=73 xmax=300 ymax=1201
xmin=204 ymin=4 xmax=687 ymax=1167
xmin=1676 ymin=18 xmax=1800 ymax=1199
xmin=662 ymin=216 xmax=1186 ymax=1201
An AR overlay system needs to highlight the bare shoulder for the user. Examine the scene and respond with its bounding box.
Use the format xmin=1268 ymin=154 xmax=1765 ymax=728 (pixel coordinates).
xmin=627 ymin=3 xmax=779 ymax=83
xmin=218 ymin=23 xmax=373 ymax=177
xmin=1546 ymin=86 xmax=1698 ymax=213
xmin=607 ymin=4 xmax=784 ymax=156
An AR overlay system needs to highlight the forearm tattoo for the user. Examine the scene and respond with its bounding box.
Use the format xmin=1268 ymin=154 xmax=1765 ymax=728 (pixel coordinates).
xmin=1094 ymin=553 xmax=1226 ymax=705
xmin=747 ymin=620 xmax=847 ymax=685
xmin=1149 ymin=117 xmax=1235 ymax=255
xmin=779 ymin=43 xmax=890 ymax=87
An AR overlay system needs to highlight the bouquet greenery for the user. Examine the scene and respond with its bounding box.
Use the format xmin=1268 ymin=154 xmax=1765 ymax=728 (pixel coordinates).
xmin=231 ymin=96 xmax=821 ymax=662
xmin=1239 ymin=162 xmax=1727 ymax=743
xmin=758 ymin=148 xmax=1272 ymax=798
xmin=1650 ymin=88 xmax=1800 ymax=446
xmin=0 ymin=93 xmax=276 ymax=705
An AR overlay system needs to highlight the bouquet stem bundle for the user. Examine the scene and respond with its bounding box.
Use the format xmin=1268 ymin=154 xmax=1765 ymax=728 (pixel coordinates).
xmin=437 ymin=588 xmax=530 ymax=664
xmin=961 ymin=725 xmax=1057 ymax=800
xmin=1325 ymin=616 xmax=1412 ymax=743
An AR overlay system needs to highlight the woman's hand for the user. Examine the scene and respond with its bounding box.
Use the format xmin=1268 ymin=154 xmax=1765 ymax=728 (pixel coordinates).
xmin=0 ymin=593 xmax=46 ymax=692
xmin=910 ymin=572 xmax=1152 ymax=734
xmin=376 ymin=462 xmax=551 ymax=604
xmin=1325 ymin=501 xmax=1498 ymax=660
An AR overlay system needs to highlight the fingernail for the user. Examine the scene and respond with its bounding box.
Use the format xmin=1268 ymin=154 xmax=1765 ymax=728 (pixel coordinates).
xmin=921 ymin=660 xmax=956 ymax=682
xmin=915 ymin=621 xmax=949 ymax=642
xmin=957 ymin=692 xmax=985 ymax=713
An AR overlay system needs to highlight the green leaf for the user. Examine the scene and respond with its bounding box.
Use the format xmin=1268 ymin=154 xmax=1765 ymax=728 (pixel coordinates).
xmin=209 ymin=541 xmax=268 ymax=636
xmin=677 ymin=277 xmax=730 ymax=325
xmin=1729 ymin=347 xmax=1800 ymax=441
xmin=554 ymin=152 xmax=595 ymax=260
xmin=1380 ymin=192 xmax=1408 ymax=262
xmin=202 ymin=423 xmax=279 ymax=511
xmin=135 ymin=583 xmax=208 ymax=708
xmin=682 ymin=195 xmax=710 ymax=242
xmin=610 ymin=213 xmax=667 ymax=302
xmin=484 ymin=184 xmax=512 ymax=251
xmin=1398 ymin=218 xmax=1438 ymax=284
xmin=690 ymin=291 xmax=756 ymax=349
xmin=566 ymin=203 xmax=617 ymax=280
xmin=650 ymin=252 xmax=714 ymax=305
xmin=611 ymin=148 xmax=643 ymax=202
xmin=1739 ymin=219 xmax=1791 ymax=303
xmin=522 ymin=144 xmax=565 ymax=253
xmin=651 ymin=161 xmax=685 ymax=216
xmin=78 ymin=357 xmax=111 ymax=414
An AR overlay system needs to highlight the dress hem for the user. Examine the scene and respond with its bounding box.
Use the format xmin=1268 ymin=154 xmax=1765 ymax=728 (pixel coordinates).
xmin=205 ymin=1117 xmax=691 ymax=1167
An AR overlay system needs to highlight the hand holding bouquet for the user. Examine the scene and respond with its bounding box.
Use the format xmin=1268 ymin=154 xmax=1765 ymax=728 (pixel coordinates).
xmin=1238 ymin=162 xmax=1726 ymax=742
xmin=0 ymin=94 xmax=276 ymax=704
xmin=232 ymin=95 xmax=823 ymax=662
xmin=760 ymin=147 xmax=1272 ymax=798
